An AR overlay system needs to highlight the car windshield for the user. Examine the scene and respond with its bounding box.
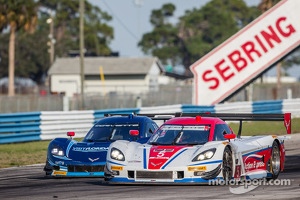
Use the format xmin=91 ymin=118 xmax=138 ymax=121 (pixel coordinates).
xmin=82 ymin=123 xmax=140 ymax=142
xmin=148 ymin=125 xmax=210 ymax=145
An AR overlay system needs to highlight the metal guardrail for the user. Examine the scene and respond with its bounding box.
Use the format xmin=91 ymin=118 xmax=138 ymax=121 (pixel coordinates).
xmin=0 ymin=99 xmax=299 ymax=144
xmin=1 ymin=82 xmax=300 ymax=113
xmin=0 ymin=112 xmax=42 ymax=144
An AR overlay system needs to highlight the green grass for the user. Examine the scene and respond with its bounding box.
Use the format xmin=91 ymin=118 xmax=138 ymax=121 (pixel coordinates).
xmin=229 ymin=117 xmax=300 ymax=136
xmin=0 ymin=140 xmax=49 ymax=169
xmin=0 ymin=118 xmax=299 ymax=169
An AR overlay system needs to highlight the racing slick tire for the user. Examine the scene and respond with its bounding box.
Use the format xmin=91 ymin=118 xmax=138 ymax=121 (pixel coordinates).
xmin=222 ymin=146 xmax=233 ymax=183
xmin=270 ymin=141 xmax=281 ymax=180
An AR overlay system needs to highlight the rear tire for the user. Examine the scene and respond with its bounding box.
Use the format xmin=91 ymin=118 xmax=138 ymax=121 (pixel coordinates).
xmin=222 ymin=146 xmax=233 ymax=182
xmin=270 ymin=141 xmax=281 ymax=179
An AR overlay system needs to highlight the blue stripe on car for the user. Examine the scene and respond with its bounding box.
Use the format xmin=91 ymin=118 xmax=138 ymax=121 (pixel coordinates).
xmin=189 ymin=160 xmax=223 ymax=166
xmin=107 ymin=177 xmax=136 ymax=183
xmin=66 ymin=172 xmax=105 ymax=177
xmin=143 ymin=148 xmax=147 ymax=169
xmin=161 ymin=149 xmax=188 ymax=169
xmin=53 ymin=155 xmax=72 ymax=160
xmin=242 ymin=147 xmax=270 ymax=157
xmin=107 ymin=160 xmax=126 ymax=166
xmin=66 ymin=140 xmax=76 ymax=157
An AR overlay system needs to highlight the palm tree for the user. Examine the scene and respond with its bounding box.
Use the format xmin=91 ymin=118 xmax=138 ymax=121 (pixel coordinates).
xmin=0 ymin=0 xmax=38 ymax=96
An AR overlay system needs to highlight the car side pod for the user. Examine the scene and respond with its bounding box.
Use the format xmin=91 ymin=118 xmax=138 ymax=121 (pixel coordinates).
xmin=241 ymin=170 xmax=268 ymax=180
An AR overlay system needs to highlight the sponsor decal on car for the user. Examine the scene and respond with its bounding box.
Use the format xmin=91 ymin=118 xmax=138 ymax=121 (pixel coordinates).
xmin=55 ymin=161 xmax=64 ymax=165
xmin=188 ymin=165 xmax=207 ymax=171
xmin=72 ymin=147 xmax=108 ymax=152
xmin=244 ymin=152 xmax=267 ymax=170
xmin=111 ymin=166 xmax=123 ymax=171
xmin=245 ymin=161 xmax=265 ymax=170
xmin=234 ymin=165 xmax=241 ymax=178
xmin=53 ymin=171 xmax=67 ymax=176
xmin=128 ymin=160 xmax=142 ymax=163
xmin=148 ymin=146 xmax=187 ymax=169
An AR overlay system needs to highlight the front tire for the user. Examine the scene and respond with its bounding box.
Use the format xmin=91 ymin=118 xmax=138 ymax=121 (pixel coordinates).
xmin=222 ymin=146 xmax=233 ymax=182
xmin=270 ymin=141 xmax=281 ymax=179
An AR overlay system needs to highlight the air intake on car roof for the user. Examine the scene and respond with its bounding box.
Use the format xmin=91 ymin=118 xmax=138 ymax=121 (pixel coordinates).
xmin=128 ymin=114 xmax=134 ymax=119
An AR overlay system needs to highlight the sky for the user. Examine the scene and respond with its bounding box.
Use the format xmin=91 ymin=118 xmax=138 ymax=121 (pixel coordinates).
xmin=88 ymin=0 xmax=300 ymax=78
xmin=88 ymin=0 xmax=260 ymax=57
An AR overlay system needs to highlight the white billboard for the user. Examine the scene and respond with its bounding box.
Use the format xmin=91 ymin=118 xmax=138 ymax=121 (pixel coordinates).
xmin=190 ymin=0 xmax=300 ymax=105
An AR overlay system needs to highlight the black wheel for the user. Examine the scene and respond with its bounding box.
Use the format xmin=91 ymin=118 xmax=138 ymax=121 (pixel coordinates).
xmin=270 ymin=141 xmax=281 ymax=179
xmin=222 ymin=146 xmax=233 ymax=182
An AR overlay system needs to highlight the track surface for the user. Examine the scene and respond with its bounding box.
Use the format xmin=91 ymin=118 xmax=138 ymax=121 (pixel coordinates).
xmin=1 ymin=134 xmax=300 ymax=200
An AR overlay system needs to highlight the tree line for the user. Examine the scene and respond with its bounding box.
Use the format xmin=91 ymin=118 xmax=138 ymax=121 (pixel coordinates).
xmin=0 ymin=0 xmax=114 ymax=96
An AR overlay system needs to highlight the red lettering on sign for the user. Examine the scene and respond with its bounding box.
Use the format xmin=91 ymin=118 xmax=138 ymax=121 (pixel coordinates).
xmin=241 ymin=41 xmax=262 ymax=62
xmin=254 ymin=35 xmax=268 ymax=53
xmin=202 ymin=16 xmax=296 ymax=90
xmin=228 ymin=50 xmax=247 ymax=72
xmin=215 ymin=59 xmax=234 ymax=82
xmin=261 ymin=26 xmax=281 ymax=48
xmin=276 ymin=16 xmax=295 ymax=37
xmin=202 ymin=70 xmax=219 ymax=89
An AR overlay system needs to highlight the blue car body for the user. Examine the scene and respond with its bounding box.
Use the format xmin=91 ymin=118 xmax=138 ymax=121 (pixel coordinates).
xmin=43 ymin=114 xmax=158 ymax=177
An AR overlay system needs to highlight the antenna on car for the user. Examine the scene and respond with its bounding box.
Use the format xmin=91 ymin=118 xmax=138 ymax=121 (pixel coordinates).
xmin=175 ymin=112 xmax=182 ymax=117
xmin=237 ymin=120 xmax=242 ymax=138
xmin=128 ymin=113 xmax=134 ymax=119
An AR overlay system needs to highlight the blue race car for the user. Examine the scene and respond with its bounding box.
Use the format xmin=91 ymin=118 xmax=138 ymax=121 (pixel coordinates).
xmin=43 ymin=114 xmax=159 ymax=177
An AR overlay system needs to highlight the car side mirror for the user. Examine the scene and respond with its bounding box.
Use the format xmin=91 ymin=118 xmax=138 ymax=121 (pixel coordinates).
xmin=224 ymin=133 xmax=236 ymax=141
xmin=67 ymin=131 xmax=75 ymax=139
xmin=129 ymin=130 xmax=139 ymax=136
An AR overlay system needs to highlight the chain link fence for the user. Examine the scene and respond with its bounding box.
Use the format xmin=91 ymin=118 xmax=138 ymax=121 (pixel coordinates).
xmin=0 ymin=83 xmax=299 ymax=113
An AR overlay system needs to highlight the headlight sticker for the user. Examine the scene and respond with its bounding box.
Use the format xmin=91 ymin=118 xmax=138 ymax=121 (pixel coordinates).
xmin=188 ymin=165 xmax=207 ymax=171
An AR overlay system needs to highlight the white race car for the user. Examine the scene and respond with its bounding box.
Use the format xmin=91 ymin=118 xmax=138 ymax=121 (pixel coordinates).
xmin=104 ymin=113 xmax=291 ymax=184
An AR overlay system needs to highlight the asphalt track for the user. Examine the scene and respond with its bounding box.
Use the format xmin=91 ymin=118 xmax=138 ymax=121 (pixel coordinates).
xmin=0 ymin=134 xmax=299 ymax=200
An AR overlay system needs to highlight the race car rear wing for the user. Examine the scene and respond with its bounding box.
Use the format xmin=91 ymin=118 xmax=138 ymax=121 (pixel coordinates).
xmin=103 ymin=113 xmax=174 ymax=121
xmin=176 ymin=112 xmax=292 ymax=138
xmin=104 ymin=112 xmax=291 ymax=138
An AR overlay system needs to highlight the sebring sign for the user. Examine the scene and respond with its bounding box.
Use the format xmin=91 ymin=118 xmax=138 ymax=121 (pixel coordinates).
xmin=190 ymin=0 xmax=300 ymax=105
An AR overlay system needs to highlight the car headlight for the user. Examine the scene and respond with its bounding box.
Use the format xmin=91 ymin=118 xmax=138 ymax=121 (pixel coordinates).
xmin=110 ymin=147 xmax=125 ymax=161
xmin=192 ymin=148 xmax=216 ymax=162
xmin=51 ymin=147 xmax=65 ymax=156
